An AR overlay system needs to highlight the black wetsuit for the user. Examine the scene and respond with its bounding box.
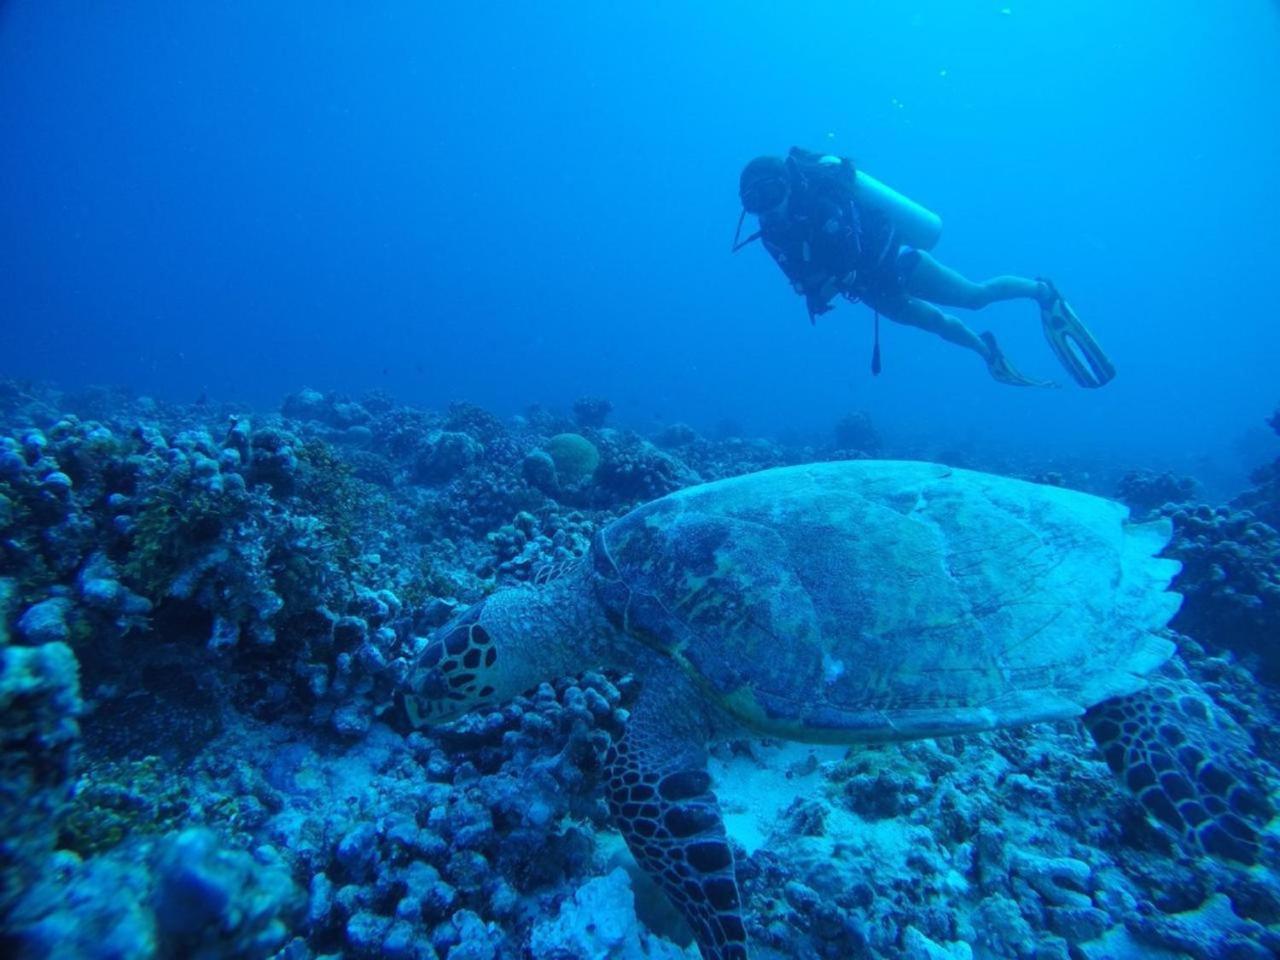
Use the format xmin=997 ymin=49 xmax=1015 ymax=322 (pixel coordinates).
xmin=760 ymin=153 xmax=903 ymax=321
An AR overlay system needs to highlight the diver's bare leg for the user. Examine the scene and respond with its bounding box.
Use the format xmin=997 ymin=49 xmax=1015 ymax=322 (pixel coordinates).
xmin=870 ymin=293 xmax=991 ymax=361
xmin=868 ymin=292 xmax=1052 ymax=386
xmin=901 ymin=250 xmax=1048 ymax=309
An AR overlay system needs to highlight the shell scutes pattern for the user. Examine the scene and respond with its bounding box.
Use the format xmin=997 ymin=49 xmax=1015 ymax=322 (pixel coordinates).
xmin=593 ymin=496 xmax=828 ymax=716
xmin=590 ymin=461 xmax=1181 ymax=743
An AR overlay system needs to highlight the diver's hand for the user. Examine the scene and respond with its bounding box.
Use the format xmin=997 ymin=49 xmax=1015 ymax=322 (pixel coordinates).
xmin=806 ymin=295 xmax=834 ymax=324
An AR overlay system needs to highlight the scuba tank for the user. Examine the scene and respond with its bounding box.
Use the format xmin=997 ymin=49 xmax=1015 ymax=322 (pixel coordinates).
xmin=815 ymin=156 xmax=943 ymax=377
xmin=734 ymin=152 xmax=943 ymax=253
xmin=838 ymin=162 xmax=943 ymax=252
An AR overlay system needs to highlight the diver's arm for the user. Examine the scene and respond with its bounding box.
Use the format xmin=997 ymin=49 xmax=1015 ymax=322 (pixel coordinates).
xmin=801 ymin=215 xmax=857 ymax=320
xmin=787 ymin=260 xmax=839 ymax=323
xmin=809 ymin=197 xmax=860 ymax=285
xmin=805 ymin=277 xmax=840 ymax=321
xmin=763 ymin=219 xmax=843 ymax=321
xmin=772 ymin=195 xmax=857 ymax=324
xmin=763 ymin=236 xmax=818 ymax=299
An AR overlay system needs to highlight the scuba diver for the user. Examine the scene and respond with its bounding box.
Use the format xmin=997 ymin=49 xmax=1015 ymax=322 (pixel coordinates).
xmin=733 ymin=147 xmax=1115 ymax=388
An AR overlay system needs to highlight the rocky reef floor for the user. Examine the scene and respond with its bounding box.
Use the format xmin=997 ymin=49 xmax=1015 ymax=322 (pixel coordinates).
xmin=2 ymin=379 xmax=1279 ymax=960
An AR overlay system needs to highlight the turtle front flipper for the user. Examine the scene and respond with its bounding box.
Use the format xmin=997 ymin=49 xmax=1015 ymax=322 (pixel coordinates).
xmin=1084 ymin=671 xmax=1274 ymax=864
xmin=604 ymin=663 xmax=748 ymax=960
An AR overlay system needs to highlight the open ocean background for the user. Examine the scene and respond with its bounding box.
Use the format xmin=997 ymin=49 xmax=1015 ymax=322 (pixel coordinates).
xmin=3 ymin=1 xmax=1278 ymax=493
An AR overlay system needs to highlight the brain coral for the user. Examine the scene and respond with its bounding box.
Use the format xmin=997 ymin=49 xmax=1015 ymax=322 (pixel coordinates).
xmin=546 ymin=433 xmax=599 ymax=486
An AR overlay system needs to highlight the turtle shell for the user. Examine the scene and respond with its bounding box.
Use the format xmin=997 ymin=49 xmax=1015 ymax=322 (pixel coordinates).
xmin=590 ymin=461 xmax=1180 ymax=743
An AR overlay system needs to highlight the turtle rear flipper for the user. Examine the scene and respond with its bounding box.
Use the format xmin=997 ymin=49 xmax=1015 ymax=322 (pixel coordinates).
xmin=1084 ymin=673 xmax=1274 ymax=865
xmin=604 ymin=663 xmax=748 ymax=960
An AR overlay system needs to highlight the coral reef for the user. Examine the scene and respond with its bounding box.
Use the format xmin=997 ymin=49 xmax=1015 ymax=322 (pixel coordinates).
xmin=572 ymin=396 xmax=614 ymax=430
xmin=1116 ymin=469 xmax=1200 ymax=517
xmin=1 ymin=380 xmax=1278 ymax=959
xmin=832 ymin=410 xmax=882 ymax=457
xmin=1234 ymin=404 xmax=1280 ymax=529
xmin=590 ymin=431 xmax=699 ymax=506
xmin=414 ymin=431 xmax=485 ymax=485
xmin=1163 ymin=502 xmax=1280 ymax=681
xmin=9 ymin=826 xmax=301 ymax=960
xmin=0 ymin=584 xmax=83 ymax=922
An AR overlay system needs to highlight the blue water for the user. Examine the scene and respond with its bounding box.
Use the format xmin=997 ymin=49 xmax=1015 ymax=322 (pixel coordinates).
xmin=2 ymin=1 xmax=1278 ymax=484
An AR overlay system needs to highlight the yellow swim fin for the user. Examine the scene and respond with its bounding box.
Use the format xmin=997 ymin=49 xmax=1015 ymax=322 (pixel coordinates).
xmin=980 ymin=331 xmax=1056 ymax=388
xmin=1039 ymin=281 xmax=1116 ymax=388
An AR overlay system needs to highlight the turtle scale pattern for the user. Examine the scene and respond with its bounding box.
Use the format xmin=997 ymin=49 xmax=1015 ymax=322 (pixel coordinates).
xmin=592 ymin=460 xmax=1181 ymax=744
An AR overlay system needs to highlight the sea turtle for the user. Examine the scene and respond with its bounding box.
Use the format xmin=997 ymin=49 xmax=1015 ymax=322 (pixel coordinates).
xmin=399 ymin=461 xmax=1270 ymax=960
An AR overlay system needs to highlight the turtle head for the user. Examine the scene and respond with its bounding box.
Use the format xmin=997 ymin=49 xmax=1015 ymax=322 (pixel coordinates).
xmin=399 ymin=601 xmax=506 ymax=728
xmin=399 ymin=571 xmax=608 ymax=729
